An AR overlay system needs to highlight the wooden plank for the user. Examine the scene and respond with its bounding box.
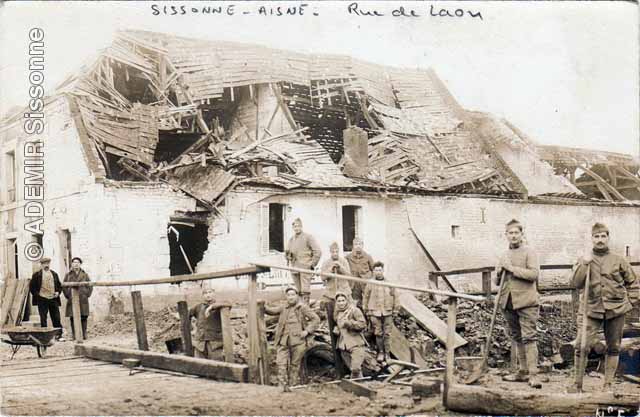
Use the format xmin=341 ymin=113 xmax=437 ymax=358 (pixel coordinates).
xmin=247 ymin=273 xmax=260 ymax=383
xmin=219 ymin=306 xmax=234 ymax=363
xmin=71 ymin=287 xmax=84 ymax=342
xmin=131 ymin=291 xmax=149 ymax=351
xmin=339 ymin=379 xmax=377 ymax=399
xmin=74 ymin=343 xmax=248 ymax=382
xmin=1 ymin=362 xmax=114 ymax=379
xmin=61 ymin=266 xmax=266 ymax=288
xmin=5 ymin=280 xmax=26 ymax=326
xmin=399 ymin=293 xmax=467 ymax=349
xmin=445 ymin=383 xmax=640 ymax=415
xmin=177 ymin=301 xmax=193 ymax=357
xmin=481 ymin=271 xmax=492 ymax=299
xmin=389 ymin=323 xmax=427 ymax=368
xmin=444 ymin=298 xmax=457 ymax=405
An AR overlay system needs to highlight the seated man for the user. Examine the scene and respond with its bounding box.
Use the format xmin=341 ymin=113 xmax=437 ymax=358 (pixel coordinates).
xmin=333 ymin=291 xmax=367 ymax=379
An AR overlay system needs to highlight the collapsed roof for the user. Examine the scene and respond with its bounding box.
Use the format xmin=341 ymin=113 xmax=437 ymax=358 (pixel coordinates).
xmin=15 ymin=29 xmax=638 ymax=210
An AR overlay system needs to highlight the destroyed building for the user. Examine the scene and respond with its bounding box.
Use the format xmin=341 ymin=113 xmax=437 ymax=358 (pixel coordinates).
xmin=1 ymin=30 xmax=639 ymax=312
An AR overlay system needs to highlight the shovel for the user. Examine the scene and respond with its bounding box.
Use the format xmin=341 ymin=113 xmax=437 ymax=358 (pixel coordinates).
xmin=463 ymin=270 xmax=506 ymax=385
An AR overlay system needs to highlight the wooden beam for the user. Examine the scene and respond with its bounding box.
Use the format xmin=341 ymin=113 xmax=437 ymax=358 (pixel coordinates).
xmin=399 ymin=293 xmax=467 ymax=349
xmin=581 ymin=165 xmax=626 ymax=200
xmin=614 ymin=166 xmax=640 ymax=184
xmin=131 ymin=291 xmax=149 ymax=351
xmin=62 ymin=266 xmax=266 ymax=287
xmin=339 ymin=379 xmax=377 ymax=399
xmin=74 ymin=343 xmax=248 ymax=382
xmin=219 ymin=306 xmax=234 ymax=363
xmin=444 ymin=383 xmax=640 ymax=415
xmin=605 ymin=165 xmax=617 ymax=187
xmin=177 ymin=301 xmax=193 ymax=357
xmin=71 ymin=288 xmax=84 ymax=343
xmin=481 ymin=270 xmax=492 ymax=299
xmin=389 ymin=323 xmax=427 ymax=368
xmin=253 ymin=263 xmax=485 ymax=302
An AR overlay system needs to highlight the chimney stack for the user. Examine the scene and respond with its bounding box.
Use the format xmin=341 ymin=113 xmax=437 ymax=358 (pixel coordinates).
xmin=341 ymin=126 xmax=369 ymax=178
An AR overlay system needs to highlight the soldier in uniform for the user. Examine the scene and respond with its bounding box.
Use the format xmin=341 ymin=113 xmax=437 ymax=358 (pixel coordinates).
xmin=362 ymin=261 xmax=398 ymax=363
xmin=320 ymin=242 xmax=352 ymax=302
xmin=496 ymin=219 xmax=542 ymax=388
xmin=264 ymin=286 xmax=320 ymax=391
xmin=284 ymin=218 xmax=322 ymax=304
xmin=333 ymin=291 xmax=367 ymax=379
xmin=572 ymin=222 xmax=639 ymax=391
xmin=345 ymin=237 xmax=374 ymax=308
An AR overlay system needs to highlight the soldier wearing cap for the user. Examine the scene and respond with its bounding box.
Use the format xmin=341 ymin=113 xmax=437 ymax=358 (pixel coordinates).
xmin=572 ymin=222 xmax=639 ymax=391
xmin=284 ymin=218 xmax=322 ymax=304
xmin=62 ymin=257 xmax=93 ymax=341
xmin=333 ymin=291 xmax=367 ymax=379
xmin=29 ymin=257 xmax=65 ymax=341
xmin=496 ymin=219 xmax=542 ymax=388
xmin=264 ymin=286 xmax=320 ymax=391
xmin=345 ymin=237 xmax=375 ymax=308
xmin=320 ymin=242 xmax=352 ymax=302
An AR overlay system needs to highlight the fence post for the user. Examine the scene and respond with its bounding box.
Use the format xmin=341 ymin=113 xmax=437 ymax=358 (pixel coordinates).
xmin=131 ymin=291 xmax=149 ymax=351
xmin=481 ymin=270 xmax=492 ymax=299
xmin=177 ymin=300 xmax=193 ymax=357
xmin=71 ymin=288 xmax=84 ymax=343
xmin=247 ymin=273 xmax=261 ymax=383
xmin=444 ymin=297 xmax=458 ymax=406
xmin=220 ymin=305 xmax=234 ymax=363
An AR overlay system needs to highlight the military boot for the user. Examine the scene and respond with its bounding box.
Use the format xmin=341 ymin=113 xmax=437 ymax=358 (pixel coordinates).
xmin=525 ymin=342 xmax=542 ymax=389
xmin=376 ymin=337 xmax=384 ymax=362
xmin=502 ymin=342 xmax=529 ymax=382
xmin=603 ymin=355 xmax=619 ymax=391
xmin=350 ymin=370 xmax=363 ymax=379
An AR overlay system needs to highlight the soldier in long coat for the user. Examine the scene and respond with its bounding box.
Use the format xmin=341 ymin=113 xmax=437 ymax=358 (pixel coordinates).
xmin=62 ymin=257 xmax=93 ymax=340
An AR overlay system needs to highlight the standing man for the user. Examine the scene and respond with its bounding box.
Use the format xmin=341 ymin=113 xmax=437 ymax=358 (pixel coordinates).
xmin=572 ymin=222 xmax=639 ymax=391
xmin=320 ymin=242 xmax=352 ymax=302
xmin=496 ymin=219 xmax=542 ymax=388
xmin=62 ymin=257 xmax=93 ymax=341
xmin=333 ymin=291 xmax=367 ymax=379
xmin=264 ymin=287 xmax=320 ymax=391
xmin=29 ymin=257 xmax=65 ymax=341
xmin=362 ymin=261 xmax=398 ymax=363
xmin=346 ymin=237 xmax=374 ymax=308
xmin=285 ymin=218 xmax=322 ymax=304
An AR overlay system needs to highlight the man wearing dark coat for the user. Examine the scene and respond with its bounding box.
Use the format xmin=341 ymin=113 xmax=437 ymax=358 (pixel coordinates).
xmin=29 ymin=257 xmax=64 ymax=340
xmin=62 ymin=257 xmax=93 ymax=340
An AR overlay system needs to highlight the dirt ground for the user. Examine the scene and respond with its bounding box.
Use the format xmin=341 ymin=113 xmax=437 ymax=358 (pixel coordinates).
xmin=1 ymin=289 xmax=639 ymax=416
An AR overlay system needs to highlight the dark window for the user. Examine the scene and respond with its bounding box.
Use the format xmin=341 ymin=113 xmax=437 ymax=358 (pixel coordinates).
xmin=451 ymin=225 xmax=461 ymax=240
xmin=269 ymin=203 xmax=285 ymax=252
xmin=168 ymin=222 xmax=209 ymax=276
xmin=342 ymin=205 xmax=361 ymax=252
xmin=5 ymin=151 xmax=16 ymax=202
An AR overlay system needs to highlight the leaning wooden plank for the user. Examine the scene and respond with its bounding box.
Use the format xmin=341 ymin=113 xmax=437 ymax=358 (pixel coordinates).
xmin=339 ymin=379 xmax=377 ymax=399
xmin=389 ymin=322 xmax=427 ymax=368
xmin=0 ymin=279 xmax=18 ymax=326
xmin=445 ymin=383 xmax=640 ymax=415
xmin=398 ymin=293 xmax=467 ymax=348
xmin=74 ymin=343 xmax=249 ymax=383
xmin=8 ymin=281 xmax=29 ymax=326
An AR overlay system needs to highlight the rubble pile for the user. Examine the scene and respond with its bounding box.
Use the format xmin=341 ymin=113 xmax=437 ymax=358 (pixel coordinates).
xmin=394 ymin=295 xmax=577 ymax=367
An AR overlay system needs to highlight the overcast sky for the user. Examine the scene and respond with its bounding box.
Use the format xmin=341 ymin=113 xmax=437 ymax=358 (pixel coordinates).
xmin=1 ymin=1 xmax=637 ymax=156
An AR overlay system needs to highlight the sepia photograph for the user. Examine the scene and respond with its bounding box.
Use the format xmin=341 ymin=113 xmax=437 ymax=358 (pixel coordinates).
xmin=0 ymin=1 xmax=639 ymax=415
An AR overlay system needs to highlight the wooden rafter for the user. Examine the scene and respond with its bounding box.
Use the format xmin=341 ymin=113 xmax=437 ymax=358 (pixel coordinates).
xmin=580 ymin=165 xmax=626 ymax=201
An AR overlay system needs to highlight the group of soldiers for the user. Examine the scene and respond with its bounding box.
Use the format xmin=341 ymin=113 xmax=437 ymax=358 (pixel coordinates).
xmin=269 ymin=217 xmax=639 ymax=392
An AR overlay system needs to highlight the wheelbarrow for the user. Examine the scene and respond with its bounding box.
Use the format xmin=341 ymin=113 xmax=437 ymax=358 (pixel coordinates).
xmin=1 ymin=326 xmax=61 ymax=360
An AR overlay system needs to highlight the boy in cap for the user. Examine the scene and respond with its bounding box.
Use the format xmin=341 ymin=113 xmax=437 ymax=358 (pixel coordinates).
xmin=362 ymin=261 xmax=398 ymax=363
xmin=284 ymin=218 xmax=322 ymax=304
xmin=496 ymin=219 xmax=542 ymax=388
xmin=175 ymin=287 xmax=229 ymax=360
xmin=29 ymin=257 xmax=65 ymax=341
xmin=264 ymin=286 xmax=320 ymax=391
xmin=572 ymin=222 xmax=639 ymax=391
xmin=62 ymin=257 xmax=93 ymax=340
xmin=333 ymin=291 xmax=367 ymax=379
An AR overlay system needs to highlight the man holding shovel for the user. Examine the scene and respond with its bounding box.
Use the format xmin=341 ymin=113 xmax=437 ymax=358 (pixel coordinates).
xmin=572 ymin=222 xmax=639 ymax=391
xmin=496 ymin=219 xmax=542 ymax=388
